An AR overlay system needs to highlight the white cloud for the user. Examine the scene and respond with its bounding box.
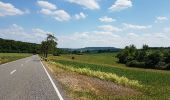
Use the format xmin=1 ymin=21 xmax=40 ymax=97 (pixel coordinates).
xmin=123 ymin=23 xmax=152 ymax=30
xmin=155 ymin=16 xmax=168 ymax=23
xmin=99 ymin=16 xmax=116 ymax=23
xmin=127 ymin=33 xmax=139 ymax=37
xmin=37 ymin=1 xmax=57 ymax=10
xmin=37 ymin=1 xmax=71 ymax=22
xmin=0 ymin=1 xmax=25 ymax=16
xmin=53 ymin=10 xmax=71 ymax=21
xmin=75 ymin=12 xmax=87 ymax=20
xmin=164 ymin=27 xmax=170 ymax=33
xmin=67 ymin=0 xmax=100 ymax=10
xmin=58 ymin=30 xmax=170 ymax=48
xmin=155 ymin=33 xmax=167 ymax=39
xmin=40 ymin=8 xmax=52 ymax=15
xmin=0 ymin=24 xmax=50 ymax=43
xmin=58 ymin=31 xmax=122 ymax=48
xmin=98 ymin=25 xmax=122 ymax=32
xmin=109 ymin=0 xmax=132 ymax=11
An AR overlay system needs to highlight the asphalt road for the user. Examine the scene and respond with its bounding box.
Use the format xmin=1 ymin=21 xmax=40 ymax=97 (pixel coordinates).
xmin=0 ymin=55 xmax=65 ymax=100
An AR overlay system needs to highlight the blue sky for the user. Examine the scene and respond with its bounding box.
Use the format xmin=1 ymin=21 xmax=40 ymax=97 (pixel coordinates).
xmin=0 ymin=0 xmax=170 ymax=48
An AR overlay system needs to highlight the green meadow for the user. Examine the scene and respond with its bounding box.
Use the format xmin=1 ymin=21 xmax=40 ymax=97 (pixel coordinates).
xmin=49 ymin=53 xmax=170 ymax=99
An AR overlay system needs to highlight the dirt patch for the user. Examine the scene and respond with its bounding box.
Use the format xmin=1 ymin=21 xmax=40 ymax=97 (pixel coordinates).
xmin=45 ymin=62 xmax=141 ymax=99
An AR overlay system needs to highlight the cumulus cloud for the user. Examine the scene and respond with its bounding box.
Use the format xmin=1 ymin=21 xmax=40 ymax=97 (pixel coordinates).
xmin=0 ymin=24 xmax=50 ymax=43
xmin=109 ymin=0 xmax=132 ymax=11
xmin=99 ymin=16 xmax=116 ymax=23
xmin=0 ymin=1 xmax=26 ymax=16
xmin=98 ymin=25 xmax=122 ymax=32
xmin=37 ymin=1 xmax=71 ymax=22
xmin=74 ymin=12 xmax=87 ymax=20
xmin=155 ymin=16 xmax=168 ymax=23
xmin=37 ymin=0 xmax=57 ymax=10
xmin=123 ymin=23 xmax=152 ymax=30
xmin=67 ymin=0 xmax=100 ymax=10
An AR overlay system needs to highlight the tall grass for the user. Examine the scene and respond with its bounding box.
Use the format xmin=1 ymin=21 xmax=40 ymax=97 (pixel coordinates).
xmin=51 ymin=62 xmax=142 ymax=89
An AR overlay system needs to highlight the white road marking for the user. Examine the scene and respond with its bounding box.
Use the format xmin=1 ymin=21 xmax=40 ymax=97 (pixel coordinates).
xmin=10 ymin=70 xmax=16 ymax=75
xmin=40 ymin=61 xmax=64 ymax=100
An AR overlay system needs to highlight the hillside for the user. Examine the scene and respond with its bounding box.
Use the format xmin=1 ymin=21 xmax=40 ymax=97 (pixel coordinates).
xmin=61 ymin=47 xmax=121 ymax=53
xmin=0 ymin=38 xmax=40 ymax=53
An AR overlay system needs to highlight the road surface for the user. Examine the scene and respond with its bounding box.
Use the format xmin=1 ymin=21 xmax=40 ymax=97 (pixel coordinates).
xmin=0 ymin=55 xmax=65 ymax=100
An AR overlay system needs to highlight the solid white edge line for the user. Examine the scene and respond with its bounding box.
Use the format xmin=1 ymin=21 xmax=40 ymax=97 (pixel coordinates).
xmin=40 ymin=61 xmax=64 ymax=100
xmin=10 ymin=69 xmax=16 ymax=75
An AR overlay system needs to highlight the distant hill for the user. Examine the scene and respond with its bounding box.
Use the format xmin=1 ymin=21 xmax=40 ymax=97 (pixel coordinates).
xmin=61 ymin=47 xmax=121 ymax=53
xmin=0 ymin=38 xmax=40 ymax=53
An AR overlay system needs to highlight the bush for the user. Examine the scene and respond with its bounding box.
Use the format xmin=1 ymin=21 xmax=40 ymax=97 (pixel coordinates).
xmin=155 ymin=62 xmax=167 ymax=69
xmin=165 ymin=63 xmax=170 ymax=70
xmin=72 ymin=56 xmax=75 ymax=60
xmin=53 ymin=53 xmax=60 ymax=56
xmin=126 ymin=60 xmax=145 ymax=68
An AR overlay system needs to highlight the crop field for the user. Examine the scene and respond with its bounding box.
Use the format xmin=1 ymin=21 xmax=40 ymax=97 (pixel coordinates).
xmin=48 ymin=53 xmax=170 ymax=99
xmin=0 ymin=53 xmax=31 ymax=64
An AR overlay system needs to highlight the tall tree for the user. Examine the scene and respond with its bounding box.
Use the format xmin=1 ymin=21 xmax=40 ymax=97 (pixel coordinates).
xmin=41 ymin=34 xmax=57 ymax=58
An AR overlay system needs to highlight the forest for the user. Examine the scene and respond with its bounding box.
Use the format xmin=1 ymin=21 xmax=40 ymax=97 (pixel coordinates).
xmin=0 ymin=38 xmax=40 ymax=53
xmin=117 ymin=45 xmax=170 ymax=70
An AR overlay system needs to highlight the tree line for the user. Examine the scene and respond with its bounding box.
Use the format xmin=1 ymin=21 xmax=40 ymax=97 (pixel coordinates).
xmin=0 ymin=38 xmax=40 ymax=53
xmin=117 ymin=45 xmax=170 ymax=70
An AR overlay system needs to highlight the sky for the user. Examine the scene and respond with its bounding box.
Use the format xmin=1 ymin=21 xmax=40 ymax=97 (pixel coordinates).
xmin=0 ymin=0 xmax=170 ymax=48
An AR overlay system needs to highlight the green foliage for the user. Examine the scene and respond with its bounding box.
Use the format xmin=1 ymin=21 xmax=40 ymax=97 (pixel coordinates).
xmin=126 ymin=60 xmax=145 ymax=68
xmin=117 ymin=44 xmax=170 ymax=70
xmin=40 ymin=34 xmax=57 ymax=58
xmin=0 ymin=38 xmax=40 ymax=53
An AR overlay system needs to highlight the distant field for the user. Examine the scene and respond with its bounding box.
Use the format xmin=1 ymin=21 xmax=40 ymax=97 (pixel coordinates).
xmin=48 ymin=53 xmax=170 ymax=99
xmin=49 ymin=53 xmax=125 ymax=66
xmin=0 ymin=53 xmax=31 ymax=64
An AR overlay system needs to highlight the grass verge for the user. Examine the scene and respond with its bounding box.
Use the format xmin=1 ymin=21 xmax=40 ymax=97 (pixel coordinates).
xmin=45 ymin=61 xmax=141 ymax=100
xmin=0 ymin=53 xmax=31 ymax=64
xmin=52 ymin=62 xmax=142 ymax=89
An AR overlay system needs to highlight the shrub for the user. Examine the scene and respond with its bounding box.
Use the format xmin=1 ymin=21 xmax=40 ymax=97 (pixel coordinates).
xmin=155 ymin=62 xmax=167 ymax=69
xmin=72 ymin=56 xmax=75 ymax=60
xmin=126 ymin=60 xmax=145 ymax=68
xmin=53 ymin=53 xmax=60 ymax=56
xmin=165 ymin=63 xmax=170 ymax=70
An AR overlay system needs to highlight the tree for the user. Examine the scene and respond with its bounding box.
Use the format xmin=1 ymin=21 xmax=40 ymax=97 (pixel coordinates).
xmin=41 ymin=34 xmax=57 ymax=58
xmin=142 ymin=44 xmax=149 ymax=51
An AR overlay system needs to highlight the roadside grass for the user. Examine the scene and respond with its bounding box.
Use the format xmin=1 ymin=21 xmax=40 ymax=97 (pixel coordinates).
xmin=54 ymin=60 xmax=170 ymax=99
xmin=45 ymin=61 xmax=141 ymax=100
xmin=0 ymin=53 xmax=31 ymax=64
xmin=52 ymin=62 xmax=142 ymax=89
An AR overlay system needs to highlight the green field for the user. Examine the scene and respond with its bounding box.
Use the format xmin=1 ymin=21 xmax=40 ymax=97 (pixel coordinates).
xmin=49 ymin=53 xmax=170 ymax=99
xmin=0 ymin=53 xmax=31 ymax=64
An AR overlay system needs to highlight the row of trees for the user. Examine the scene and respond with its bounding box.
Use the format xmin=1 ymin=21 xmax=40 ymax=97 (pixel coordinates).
xmin=0 ymin=34 xmax=58 ymax=58
xmin=117 ymin=45 xmax=170 ymax=70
